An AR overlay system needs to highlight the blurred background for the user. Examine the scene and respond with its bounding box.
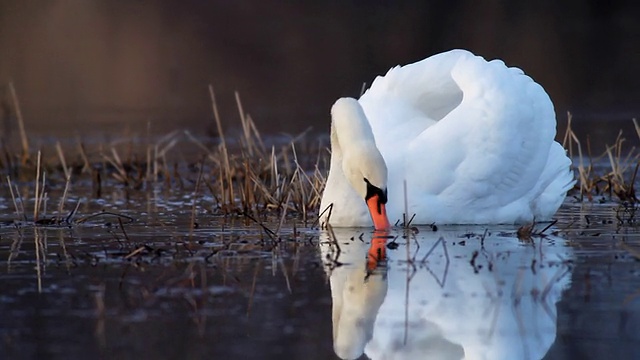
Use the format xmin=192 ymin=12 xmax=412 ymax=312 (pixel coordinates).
xmin=0 ymin=0 xmax=639 ymax=145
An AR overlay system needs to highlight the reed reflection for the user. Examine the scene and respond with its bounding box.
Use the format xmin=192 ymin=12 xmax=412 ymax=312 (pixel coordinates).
xmin=320 ymin=227 xmax=573 ymax=360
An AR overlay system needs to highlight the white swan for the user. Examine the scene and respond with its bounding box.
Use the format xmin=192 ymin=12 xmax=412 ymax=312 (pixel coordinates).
xmin=320 ymin=49 xmax=574 ymax=228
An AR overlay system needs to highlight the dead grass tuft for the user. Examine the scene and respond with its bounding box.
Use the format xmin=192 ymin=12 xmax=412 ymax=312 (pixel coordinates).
xmin=0 ymin=87 xmax=327 ymax=231
xmin=564 ymin=112 xmax=640 ymax=203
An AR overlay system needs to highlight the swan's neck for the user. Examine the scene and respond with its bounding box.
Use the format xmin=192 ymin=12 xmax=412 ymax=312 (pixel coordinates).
xmin=326 ymin=122 xmax=353 ymax=198
xmin=319 ymin=119 xmax=369 ymax=226
xmin=320 ymin=98 xmax=389 ymax=227
xmin=328 ymin=97 xmax=388 ymax=199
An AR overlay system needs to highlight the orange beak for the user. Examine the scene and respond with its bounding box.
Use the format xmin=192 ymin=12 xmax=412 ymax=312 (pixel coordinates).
xmin=366 ymin=194 xmax=390 ymax=230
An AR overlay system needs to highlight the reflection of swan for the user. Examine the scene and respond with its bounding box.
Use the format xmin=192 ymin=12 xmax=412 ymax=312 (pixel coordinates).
xmin=321 ymin=227 xmax=573 ymax=360
xmin=324 ymin=229 xmax=389 ymax=359
xmin=319 ymin=50 xmax=574 ymax=228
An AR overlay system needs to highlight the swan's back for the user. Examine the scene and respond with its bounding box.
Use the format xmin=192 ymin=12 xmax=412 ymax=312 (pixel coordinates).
xmin=358 ymin=49 xmax=573 ymax=224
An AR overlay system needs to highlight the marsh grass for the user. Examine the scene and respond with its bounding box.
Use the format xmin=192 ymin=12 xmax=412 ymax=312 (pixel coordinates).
xmin=0 ymin=87 xmax=327 ymax=238
xmin=2 ymin=86 xmax=640 ymax=234
xmin=563 ymin=112 xmax=640 ymax=204
xmin=2 ymin=86 xmax=639 ymax=306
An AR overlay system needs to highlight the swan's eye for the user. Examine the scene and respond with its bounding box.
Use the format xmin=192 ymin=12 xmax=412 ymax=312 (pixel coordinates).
xmin=364 ymin=178 xmax=387 ymax=204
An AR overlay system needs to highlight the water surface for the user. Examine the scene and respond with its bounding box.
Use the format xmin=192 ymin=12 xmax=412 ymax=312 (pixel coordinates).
xmin=1 ymin=198 xmax=639 ymax=359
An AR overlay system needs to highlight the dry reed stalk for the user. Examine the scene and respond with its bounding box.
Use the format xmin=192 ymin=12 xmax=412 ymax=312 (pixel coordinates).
xmin=209 ymin=85 xmax=234 ymax=205
xmin=6 ymin=175 xmax=21 ymax=218
xmin=55 ymin=141 xmax=70 ymax=180
xmin=235 ymin=91 xmax=252 ymax=156
xmin=271 ymin=146 xmax=280 ymax=198
xmin=240 ymin=159 xmax=257 ymax=214
xmin=561 ymin=111 xmax=573 ymax=154
xmin=302 ymin=170 xmax=320 ymax=208
xmin=603 ymin=132 xmax=639 ymax=201
xmin=291 ymin=142 xmax=304 ymax=195
xmin=110 ymin=147 xmax=128 ymax=183
xmin=56 ymin=174 xmax=72 ymax=223
xmin=146 ymin=130 xmax=181 ymax=185
xmin=42 ymin=191 xmax=48 ymax=218
xmin=605 ymin=137 xmax=623 ymax=185
xmin=293 ymin=156 xmax=325 ymax=213
xmin=217 ymin=164 xmax=225 ymax=213
xmin=33 ymin=151 xmax=42 ymax=221
xmin=37 ymin=171 xmax=47 ymax=220
xmin=156 ymin=131 xmax=180 ymax=155
xmin=632 ymin=118 xmax=640 ymax=140
xmin=77 ymin=140 xmax=91 ymax=174
xmin=562 ymin=113 xmax=590 ymax=198
xmin=154 ymin=134 xmax=176 ymax=179
xmin=308 ymin=167 xmax=326 ymax=210
xmin=247 ymin=114 xmax=266 ymax=155
xmin=12 ymin=182 xmax=27 ymax=221
xmin=249 ymin=161 xmax=259 ymax=211
xmin=249 ymin=172 xmax=278 ymax=207
xmin=281 ymin=146 xmax=292 ymax=177
xmin=184 ymin=130 xmax=220 ymax=166
xmin=275 ymin=192 xmax=291 ymax=238
xmin=563 ymin=112 xmax=640 ymax=202
xmin=8 ymin=82 xmax=29 ymax=163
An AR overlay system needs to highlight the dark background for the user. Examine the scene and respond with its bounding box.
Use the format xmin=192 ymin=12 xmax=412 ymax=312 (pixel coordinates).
xmin=0 ymin=0 xmax=639 ymax=139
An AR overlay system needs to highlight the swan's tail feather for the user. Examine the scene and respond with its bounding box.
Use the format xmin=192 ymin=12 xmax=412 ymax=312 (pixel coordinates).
xmin=534 ymin=142 xmax=575 ymax=219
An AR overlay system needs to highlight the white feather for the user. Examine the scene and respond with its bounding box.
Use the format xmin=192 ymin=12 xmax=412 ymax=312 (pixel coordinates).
xmin=320 ymin=49 xmax=574 ymax=226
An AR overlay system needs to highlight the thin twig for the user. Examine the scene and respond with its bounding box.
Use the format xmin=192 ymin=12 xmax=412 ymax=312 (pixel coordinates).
xmin=8 ymin=82 xmax=29 ymax=162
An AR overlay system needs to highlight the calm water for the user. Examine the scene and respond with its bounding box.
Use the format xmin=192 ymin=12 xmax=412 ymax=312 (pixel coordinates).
xmin=1 ymin=194 xmax=639 ymax=360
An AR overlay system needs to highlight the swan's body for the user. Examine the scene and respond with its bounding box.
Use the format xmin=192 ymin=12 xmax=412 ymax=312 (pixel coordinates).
xmin=320 ymin=49 xmax=574 ymax=226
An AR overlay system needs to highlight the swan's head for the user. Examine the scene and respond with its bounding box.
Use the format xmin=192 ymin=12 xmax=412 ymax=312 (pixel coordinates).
xmin=331 ymin=98 xmax=391 ymax=230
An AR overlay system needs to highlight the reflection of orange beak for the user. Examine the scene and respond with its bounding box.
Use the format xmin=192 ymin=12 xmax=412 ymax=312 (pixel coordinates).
xmin=367 ymin=229 xmax=389 ymax=271
xmin=366 ymin=194 xmax=390 ymax=230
